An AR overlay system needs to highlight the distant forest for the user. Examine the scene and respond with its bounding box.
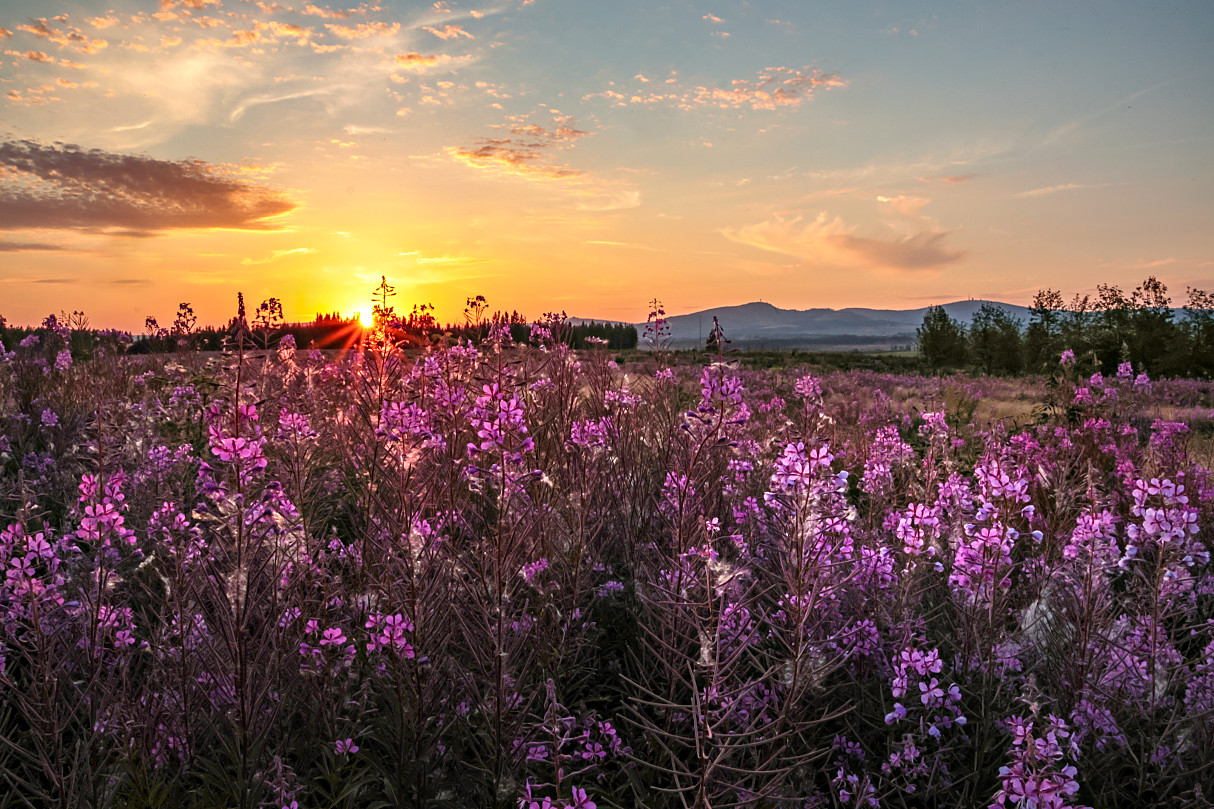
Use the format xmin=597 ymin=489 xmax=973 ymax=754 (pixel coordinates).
xmin=0 ymin=304 xmax=639 ymax=356
xmin=917 ymin=276 xmax=1214 ymax=377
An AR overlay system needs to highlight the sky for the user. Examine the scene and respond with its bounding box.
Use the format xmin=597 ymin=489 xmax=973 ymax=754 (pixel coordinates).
xmin=1 ymin=0 xmax=1212 ymax=330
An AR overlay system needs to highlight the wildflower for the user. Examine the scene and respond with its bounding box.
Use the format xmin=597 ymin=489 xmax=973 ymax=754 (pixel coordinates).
xmin=365 ymin=612 xmax=415 ymax=657
xmin=1059 ymin=349 xmax=1076 ymax=365
xmin=795 ymin=373 xmax=822 ymax=400
xmin=569 ymin=786 xmax=597 ymax=809
xmin=320 ymin=627 xmax=347 ymax=646
xmin=334 ymin=738 xmax=359 ymax=754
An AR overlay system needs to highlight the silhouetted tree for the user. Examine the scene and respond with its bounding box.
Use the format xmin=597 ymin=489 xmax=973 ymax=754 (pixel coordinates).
xmin=917 ymin=306 xmax=968 ymax=370
xmin=1025 ymin=288 xmax=1064 ymax=369
xmin=1184 ymin=287 xmax=1214 ymax=377
xmin=1127 ymin=276 xmax=1178 ymax=375
xmin=969 ymin=303 xmax=1024 ymax=375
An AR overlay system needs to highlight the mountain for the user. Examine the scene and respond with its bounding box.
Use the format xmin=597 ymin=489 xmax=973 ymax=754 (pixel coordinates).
xmin=631 ymin=300 xmax=1031 ymax=349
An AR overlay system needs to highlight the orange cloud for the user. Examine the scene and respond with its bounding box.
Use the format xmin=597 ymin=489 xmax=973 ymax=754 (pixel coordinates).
xmin=0 ymin=140 xmax=295 ymax=232
xmin=0 ymin=240 xmax=66 ymax=252
xmin=395 ymin=51 xmax=450 ymax=70
xmin=325 ymin=21 xmax=401 ymax=39
xmin=423 ymin=24 xmax=473 ymax=40
xmin=303 ymin=3 xmax=378 ymax=19
xmin=17 ymin=18 xmax=108 ymax=54
xmin=448 ymin=119 xmax=591 ymax=180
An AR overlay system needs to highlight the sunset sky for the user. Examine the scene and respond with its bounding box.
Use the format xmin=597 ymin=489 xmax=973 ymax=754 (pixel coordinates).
xmin=1 ymin=0 xmax=1212 ymax=330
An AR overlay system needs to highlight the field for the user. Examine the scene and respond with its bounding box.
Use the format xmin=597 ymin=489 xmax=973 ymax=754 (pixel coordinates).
xmin=2 ymin=327 xmax=1214 ymax=809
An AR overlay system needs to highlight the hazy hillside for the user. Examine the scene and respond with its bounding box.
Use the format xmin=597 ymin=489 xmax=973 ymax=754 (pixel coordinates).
xmin=629 ymin=300 xmax=1031 ymax=349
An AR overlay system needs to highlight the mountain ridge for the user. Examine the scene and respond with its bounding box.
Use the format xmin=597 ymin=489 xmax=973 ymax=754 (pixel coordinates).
xmin=620 ymin=300 xmax=1032 ymax=349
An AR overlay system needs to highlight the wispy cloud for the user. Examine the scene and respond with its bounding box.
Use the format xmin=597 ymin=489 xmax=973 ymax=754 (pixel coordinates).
xmin=585 ymin=240 xmax=660 ymax=251
xmin=229 ymin=88 xmax=334 ymax=122
xmin=877 ymin=194 xmax=931 ymax=217
xmin=585 ymin=66 xmax=845 ymax=111
xmin=423 ymin=24 xmax=473 ymax=40
xmin=324 ymin=21 xmax=401 ymax=39
xmin=397 ymin=250 xmax=480 ymax=265
xmin=1127 ymin=257 xmax=1176 ymax=270
xmin=918 ymin=174 xmax=976 ymax=185
xmin=723 ymin=211 xmax=963 ymax=272
xmin=0 ymin=140 xmax=295 ymax=232
xmin=242 ymin=247 xmax=318 ymax=265
xmin=0 ymin=240 xmax=66 ymax=252
xmin=1014 ymin=182 xmax=1110 ymax=198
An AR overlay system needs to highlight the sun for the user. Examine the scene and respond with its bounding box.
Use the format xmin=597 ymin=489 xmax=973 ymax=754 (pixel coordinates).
xmin=355 ymin=310 xmax=371 ymax=329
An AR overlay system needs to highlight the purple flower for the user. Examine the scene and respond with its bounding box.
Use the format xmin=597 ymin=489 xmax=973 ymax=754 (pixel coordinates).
xmin=334 ymin=738 xmax=359 ymax=754
xmin=569 ymin=786 xmax=596 ymax=809
xmin=320 ymin=627 xmax=347 ymax=646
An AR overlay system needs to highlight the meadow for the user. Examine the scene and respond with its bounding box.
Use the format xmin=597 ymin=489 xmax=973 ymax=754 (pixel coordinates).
xmin=2 ymin=317 xmax=1213 ymax=809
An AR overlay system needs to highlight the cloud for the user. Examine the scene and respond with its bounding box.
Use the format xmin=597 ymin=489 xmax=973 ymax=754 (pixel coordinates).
xmin=1013 ymin=182 xmax=1109 ymax=198
xmin=1127 ymin=258 xmax=1176 ymax=270
xmin=394 ymin=51 xmax=455 ymax=71
xmin=398 ymin=250 xmax=478 ymax=265
xmin=16 ymin=18 xmax=108 ymax=54
xmin=919 ymin=173 xmax=975 ymax=184
xmin=0 ymin=240 xmax=66 ymax=252
xmin=448 ymin=142 xmax=581 ymax=179
xmin=343 ymin=124 xmax=389 ymax=135
xmin=423 ymin=24 xmax=473 ymax=40
xmin=702 ymin=14 xmax=724 ymax=23
xmin=576 ymin=188 xmax=641 ymax=211
xmin=229 ymin=88 xmax=333 ymax=121
xmin=324 ymin=21 xmax=401 ymax=39
xmin=877 ymin=194 xmax=931 ymax=217
xmin=242 ymin=247 xmax=318 ymax=265
xmin=723 ymin=211 xmax=963 ymax=272
xmin=0 ymin=140 xmax=295 ymax=232
xmin=448 ymin=118 xmax=591 ymax=180
xmin=585 ymin=239 xmax=660 ymax=251
xmin=585 ymin=66 xmax=845 ymax=111
xmin=302 ymin=3 xmax=378 ymax=20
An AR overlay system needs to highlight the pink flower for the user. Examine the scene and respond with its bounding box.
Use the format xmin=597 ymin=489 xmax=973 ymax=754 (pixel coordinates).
xmin=569 ymin=786 xmax=596 ymax=809
xmin=320 ymin=627 xmax=347 ymax=646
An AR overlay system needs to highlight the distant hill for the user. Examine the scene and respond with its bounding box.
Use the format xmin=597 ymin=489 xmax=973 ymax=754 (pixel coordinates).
xmin=629 ymin=300 xmax=1031 ymax=349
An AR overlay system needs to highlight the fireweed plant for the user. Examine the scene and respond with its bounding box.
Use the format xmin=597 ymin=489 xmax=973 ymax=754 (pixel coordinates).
xmin=0 ymin=304 xmax=1213 ymax=809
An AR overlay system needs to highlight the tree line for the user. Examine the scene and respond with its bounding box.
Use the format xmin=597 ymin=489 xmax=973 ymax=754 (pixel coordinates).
xmin=918 ymin=276 xmax=1214 ymax=377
